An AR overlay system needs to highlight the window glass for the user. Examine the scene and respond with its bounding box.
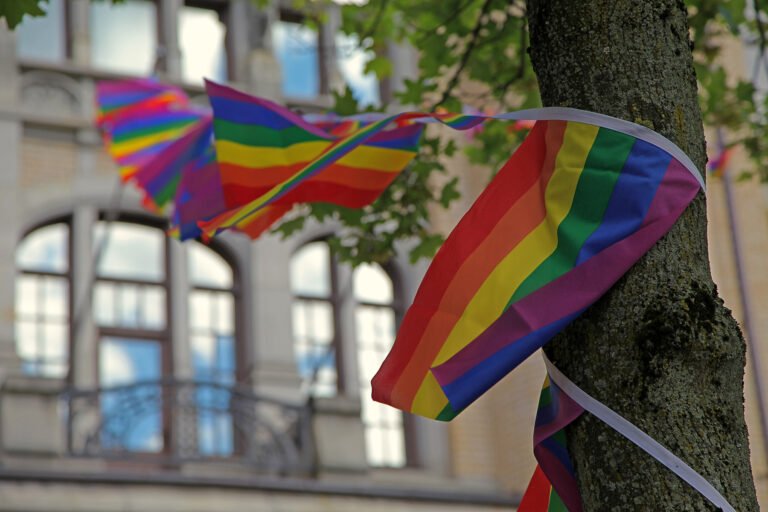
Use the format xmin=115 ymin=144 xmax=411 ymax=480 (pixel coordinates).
xmin=292 ymin=300 xmax=336 ymax=396
xmin=272 ymin=21 xmax=319 ymax=98
xmin=99 ymin=337 xmax=163 ymax=452
xmin=336 ymin=33 xmax=380 ymax=106
xmin=15 ymin=222 xmax=70 ymax=378
xmin=91 ymin=0 xmax=157 ymax=75
xmin=94 ymin=282 xmax=166 ymax=330
xmin=16 ymin=0 xmax=65 ymax=62
xmin=290 ymin=242 xmax=330 ymax=297
xmin=94 ymin=222 xmax=164 ymax=282
xmin=192 ymin=331 xmax=234 ymax=456
xmin=179 ymin=5 xmax=228 ymax=84
xmin=353 ymin=263 xmax=393 ymax=304
xmin=16 ymin=223 xmax=68 ymax=273
xmin=190 ymin=289 xmax=235 ymax=384
xmin=354 ymin=265 xmax=405 ymax=467
xmin=188 ymin=243 xmax=233 ymax=289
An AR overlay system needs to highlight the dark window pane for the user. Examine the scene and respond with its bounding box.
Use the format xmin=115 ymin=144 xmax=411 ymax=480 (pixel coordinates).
xmin=336 ymin=33 xmax=380 ymax=106
xmin=353 ymin=263 xmax=393 ymax=304
xmin=16 ymin=223 xmax=68 ymax=273
xmin=355 ymin=298 xmax=404 ymax=467
xmin=90 ymin=0 xmax=157 ymax=75
xmin=188 ymin=244 xmax=233 ymax=289
xmin=272 ymin=21 xmax=319 ymax=98
xmin=94 ymin=222 xmax=164 ymax=282
xmin=16 ymin=0 xmax=65 ymax=62
xmin=94 ymin=282 xmax=166 ymax=330
xmin=99 ymin=337 xmax=163 ymax=452
xmin=290 ymin=242 xmax=330 ymax=297
xmin=292 ymin=300 xmax=336 ymax=396
xmin=15 ymin=272 xmax=69 ymax=378
xmin=179 ymin=6 xmax=228 ymax=84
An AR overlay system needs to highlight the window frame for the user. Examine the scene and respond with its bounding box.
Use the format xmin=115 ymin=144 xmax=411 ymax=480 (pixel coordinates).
xmin=290 ymin=238 xmax=416 ymax=468
xmin=15 ymin=215 xmax=74 ymax=380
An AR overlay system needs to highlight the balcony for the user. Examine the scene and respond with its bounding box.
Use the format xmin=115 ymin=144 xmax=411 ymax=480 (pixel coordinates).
xmin=1 ymin=377 xmax=315 ymax=476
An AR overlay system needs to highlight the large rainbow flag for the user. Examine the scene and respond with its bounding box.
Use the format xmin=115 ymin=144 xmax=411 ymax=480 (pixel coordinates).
xmin=365 ymin=114 xmax=700 ymax=511
xmin=371 ymin=118 xmax=701 ymax=418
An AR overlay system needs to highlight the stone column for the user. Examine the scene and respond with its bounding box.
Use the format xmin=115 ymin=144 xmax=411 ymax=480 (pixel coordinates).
xmin=237 ymin=1 xmax=281 ymax=99
xmin=0 ymin=24 xmax=22 ymax=378
xmin=70 ymin=205 xmax=97 ymax=389
xmin=226 ymin=0 xmax=250 ymax=84
xmin=158 ymin=0 xmax=183 ymax=80
xmin=247 ymin=235 xmax=302 ymax=401
xmin=318 ymin=4 xmax=344 ymax=96
xmin=169 ymin=239 xmax=191 ymax=379
xmin=68 ymin=0 xmax=90 ymax=65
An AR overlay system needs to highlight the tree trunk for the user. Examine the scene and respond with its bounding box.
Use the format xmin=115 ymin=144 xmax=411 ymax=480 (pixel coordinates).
xmin=526 ymin=1 xmax=759 ymax=510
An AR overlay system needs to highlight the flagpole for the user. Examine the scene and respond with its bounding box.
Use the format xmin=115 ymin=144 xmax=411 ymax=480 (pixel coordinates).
xmin=719 ymin=130 xmax=768 ymax=465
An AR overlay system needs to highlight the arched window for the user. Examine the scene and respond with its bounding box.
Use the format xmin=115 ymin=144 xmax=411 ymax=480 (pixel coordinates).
xmin=290 ymin=239 xmax=406 ymax=467
xmin=290 ymin=241 xmax=338 ymax=397
xmin=15 ymin=220 xmax=71 ymax=377
xmin=93 ymin=220 xmax=170 ymax=452
xmin=188 ymin=242 xmax=237 ymax=457
xmin=15 ymin=214 xmax=240 ymax=455
xmin=353 ymin=263 xmax=405 ymax=468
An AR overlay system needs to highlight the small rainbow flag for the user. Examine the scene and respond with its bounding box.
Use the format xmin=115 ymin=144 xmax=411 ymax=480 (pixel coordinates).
xmin=96 ymin=78 xmax=189 ymax=130
xmin=200 ymin=80 xmax=424 ymax=237
xmin=517 ymin=377 xmax=584 ymax=512
xmin=169 ymin=120 xmax=229 ymax=241
xmin=370 ymin=118 xmax=702 ymax=421
xmin=96 ymin=79 xmax=204 ymax=183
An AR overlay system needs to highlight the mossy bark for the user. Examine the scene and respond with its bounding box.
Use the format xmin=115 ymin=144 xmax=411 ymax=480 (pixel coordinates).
xmin=526 ymin=1 xmax=759 ymax=510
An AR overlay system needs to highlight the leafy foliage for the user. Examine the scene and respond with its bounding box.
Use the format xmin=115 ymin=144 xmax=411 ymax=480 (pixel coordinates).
xmin=274 ymin=0 xmax=767 ymax=266
xmin=0 ymin=0 xmax=48 ymax=29
xmin=5 ymin=0 xmax=767 ymax=265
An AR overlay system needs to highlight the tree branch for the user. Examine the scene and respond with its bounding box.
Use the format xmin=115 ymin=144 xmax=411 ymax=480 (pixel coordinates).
xmin=415 ymin=0 xmax=478 ymax=44
xmin=358 ymin=0 xmax=390 ymax=42
xmin=432 ymin=0 xmax=494 ymax=109
xmin=752 ymin=0 xmax=768 ymax=80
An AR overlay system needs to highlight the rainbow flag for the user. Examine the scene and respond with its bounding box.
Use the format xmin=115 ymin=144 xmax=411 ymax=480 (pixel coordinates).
xmin=201 ymin=80 xmax=424 ymax=237
xmin=133 ymin=115 xmax=216 ymax=213
xmin=96 ymin=79 xmax=204 ymax=182
xmin=96 ymin=78 xmax=189 ymax=130
xmin=517 ymin=377 xmax=584 ymax=512
xmin=370 ymin=117 xmax=702 ymax=421
xmin=707 ymin=131 xmax=732 ymax=178
xmin=169 ymin=123 xmax=228 ymax=241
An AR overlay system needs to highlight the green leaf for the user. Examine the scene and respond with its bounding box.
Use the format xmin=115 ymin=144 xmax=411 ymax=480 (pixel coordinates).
xmin=439 ymin=177 xmax=461 ymax=207
xmin=364 ymin=56 xmax=393 ymax=78
xmin=0 ymin=0 xmax=47 ymax=29
xmin=409 ymin=234 xmax=444 ymax=263
xmin=331 ymin=86 xmax=361 ymax=115
xmin=273 ymin=216 xmax=307 ymax=239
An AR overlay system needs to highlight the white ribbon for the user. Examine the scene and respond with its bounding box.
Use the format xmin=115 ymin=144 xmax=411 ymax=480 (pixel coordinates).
xmin=543 ymin=352 xmax=734 ymax=512
xmin=417 ymin=107 xmax=706 ymax=191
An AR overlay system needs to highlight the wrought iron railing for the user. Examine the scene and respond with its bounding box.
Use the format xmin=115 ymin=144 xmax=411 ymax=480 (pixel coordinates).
xmin=60 ymin=379 xmax=315 ymax=475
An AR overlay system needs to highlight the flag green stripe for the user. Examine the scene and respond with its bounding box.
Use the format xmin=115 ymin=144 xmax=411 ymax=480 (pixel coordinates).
xmin=112 ymin=119 xmax=195 ymax=143
xmin=213 ymin=118 xmax=326 ymax=147
xmin=548 ymin=489 xmax=569 ymax=512
xmin=506 ymin=128 xmax=635 ymax=306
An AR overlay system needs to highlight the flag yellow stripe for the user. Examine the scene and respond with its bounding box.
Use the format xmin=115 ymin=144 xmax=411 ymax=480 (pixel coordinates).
xmin=216 ymin=139 xmax=416 ymax=172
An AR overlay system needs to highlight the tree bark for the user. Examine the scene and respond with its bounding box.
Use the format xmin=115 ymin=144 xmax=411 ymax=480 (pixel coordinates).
xmin=526 ymin=1 xmax=759 ymax=510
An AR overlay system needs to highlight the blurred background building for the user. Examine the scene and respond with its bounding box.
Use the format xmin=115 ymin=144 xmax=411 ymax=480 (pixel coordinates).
xmin=0 ymin=1 xmax=766 ymax=511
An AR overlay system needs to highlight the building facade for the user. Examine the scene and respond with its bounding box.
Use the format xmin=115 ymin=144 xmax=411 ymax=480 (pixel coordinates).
xmin=0 ymin=1 xmax=518 ymax=510
xmin=1 ymin=1 xmax=767 ymax=511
